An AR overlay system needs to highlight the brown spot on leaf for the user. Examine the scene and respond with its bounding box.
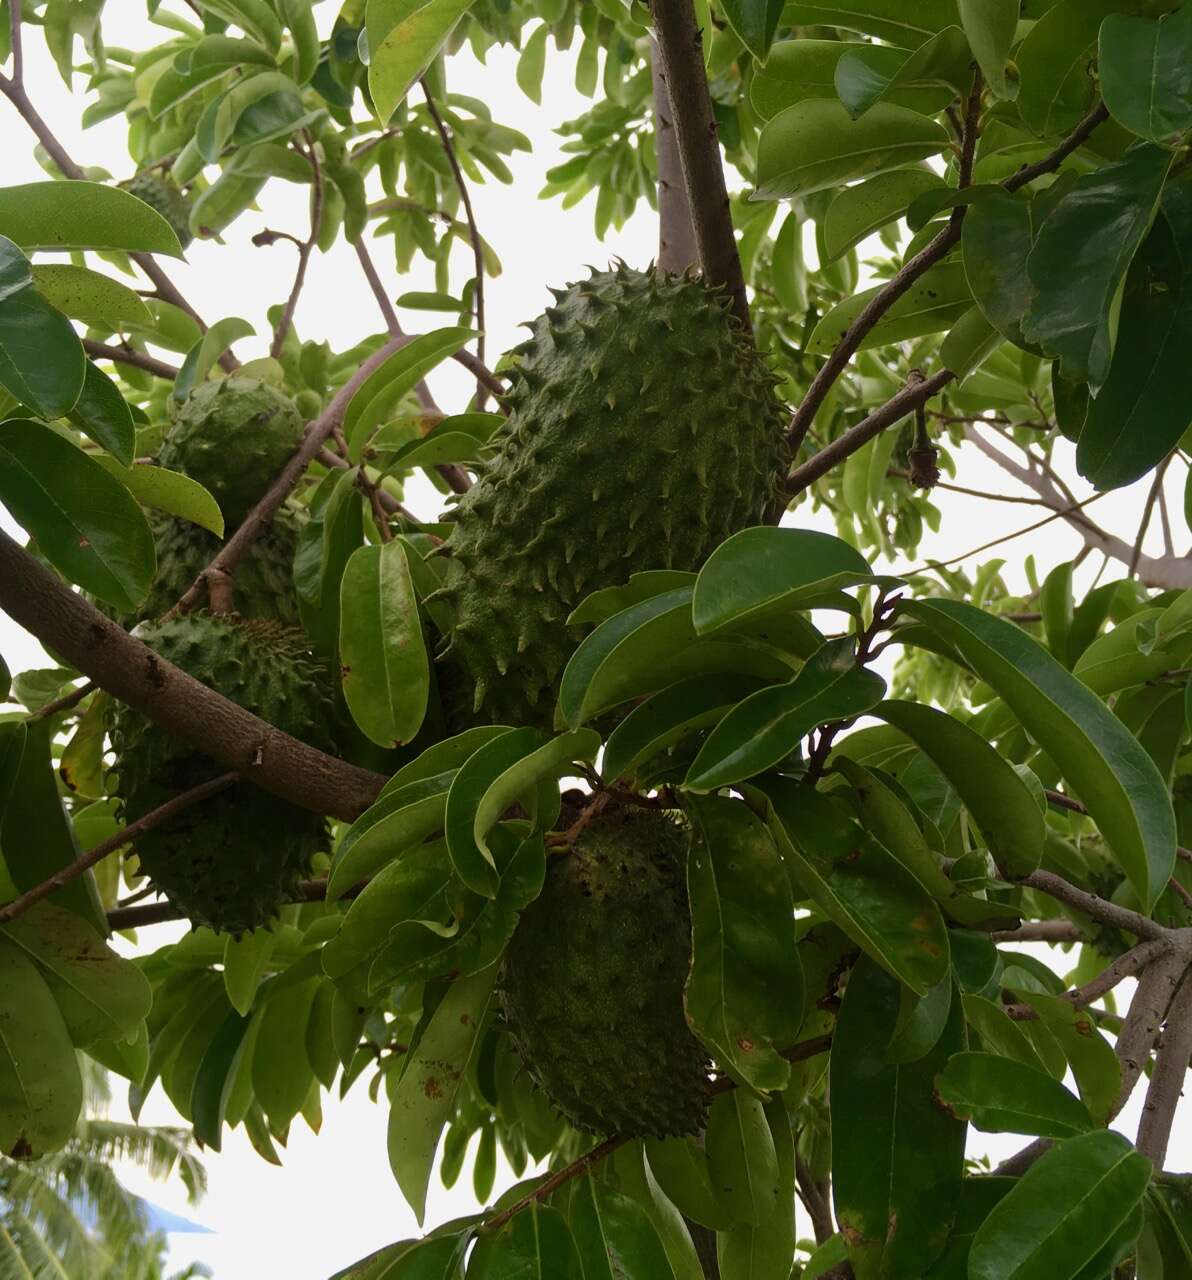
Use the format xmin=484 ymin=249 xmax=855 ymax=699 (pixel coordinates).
xmin=423 ymin=1076 xmax=443 ymax=1100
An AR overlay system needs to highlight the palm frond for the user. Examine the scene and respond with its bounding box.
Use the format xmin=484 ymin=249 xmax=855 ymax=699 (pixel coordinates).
xmin=0 ymin=1164 xmax=99 ymax=1275
xmin=0 ymin=1209 xmax=75 ymax=1280
xmin=68 ymin=1122 xmax=207 ymax=1203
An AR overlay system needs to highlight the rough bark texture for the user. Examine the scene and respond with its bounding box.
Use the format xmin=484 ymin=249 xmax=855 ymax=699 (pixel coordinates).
xmin=650 ymin=38 xmax=698 ymax=275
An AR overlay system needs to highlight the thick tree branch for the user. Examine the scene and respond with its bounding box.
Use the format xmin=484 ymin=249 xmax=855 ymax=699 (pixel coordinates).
xmin=1112 ymin=944 xmax=1190 ymax=1116
xmin=1136 ymin=966 xmax=1192 ymax=1165
xmin=991 ymin=920 xmax=1086 ymax=944
xmin=173 ymin=334 xmax=412 ymax=613
xmin=648 ymin=0 xmax=750 ymax=330
xmin=0 ymin=772 xmax=239 ymax=926
xmin=650 ymin=39 xmax=698 ymax=274
xmin=0 ymin=530 xmax=385 ymax=822
xmin=268 ymin=132 xmax=324 ymax=360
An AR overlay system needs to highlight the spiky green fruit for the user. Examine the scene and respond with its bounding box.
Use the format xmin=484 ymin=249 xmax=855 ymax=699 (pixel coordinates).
xmin=121 ymin=172 xmax=193 ymax=250
xmin=102 ymin=507 xmax=304 ymax=628
xmin=437 ymin=265 xmax=788 ymax=727
xmin=108 ymin=614 xmax=335 ymax=934
xmin=159 ymin=378 xmax=305 ymax=529
xmin=500 ymin=806 xmax=709 ymax=1137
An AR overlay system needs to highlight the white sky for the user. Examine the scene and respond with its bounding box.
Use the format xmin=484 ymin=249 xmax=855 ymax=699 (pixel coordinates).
xmin=2 ymin=6 xmax=1189 ymax=1276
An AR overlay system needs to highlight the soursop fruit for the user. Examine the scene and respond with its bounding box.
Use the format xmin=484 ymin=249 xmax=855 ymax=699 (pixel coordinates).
xmin=103 ymin=507 xmax=305 ymax=628
xmin=108 ymin=613 xmax=336 ymax=934
xmin=121 ymin=172 xmax=193 ymax=250
xmin=159 ymin=378 xmax=305 ymax=528
xmin=500 ymin=805 xmax=709 ymax=1137
xmin=437 ymin=264 xmax=788 ymax=727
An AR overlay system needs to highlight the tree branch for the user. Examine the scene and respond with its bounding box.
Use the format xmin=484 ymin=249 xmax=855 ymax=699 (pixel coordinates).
xmin=1018 ymin=869 xmax=1169 ymax=942
xmin=28 ymin=680 xmax=95 ymax=721
xmin=82 ymin=339 xmax=180 ymax=381
xmin=991 ymin=920 xmax=1086 ymax=944
xmin=1111 ymin=944 xmax=1190 ymax=1117
xmin=1001 ymin=936 xmax=1173 ymax=1019
xmin=795 ymin=1153 xmax=835 ymax=1245
xmin=1002 ymin=103 xmax=1110 ymax=194
xmin=268 ymin=131 xmax=324 ymax=360
xmin=650 ymin=38 xmax=698 ymax=274
xmin=648 ymin=0 xmax=750 ymax=331
xmin=0 ymin=772 xmax=239 ymax=927
xmin=0 ymin=530 xmax=385 ymax=822
xmin=422 ymin=83 xmax=488 ymax=408
xmin=173 ymin=334 xmax=413 ymax=614
xmin=1135 ymin=965 xmax=1192 ymax=1166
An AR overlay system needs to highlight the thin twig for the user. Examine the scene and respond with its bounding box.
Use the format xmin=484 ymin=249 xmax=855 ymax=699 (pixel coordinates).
xmin=173 ymin=334 xmax=414 ymax=614
xmin=269 ymin=131 xmax=324 ymax=359
xmin=1003 ymin=103 xmax=1110 ymax=193
xmin=422 ymin=83 xmax=487 ymax=408
xmin=1001 ymin=936 xmax=1173 ymax=1019
xmin=353 ymin=238 xmax=401 ymax=335
xmin=1129 ymin=457 xmax=1170 ymax=579
xmin=1018 ymin=869 xmax=1169 ymax=942
xmin=795 ymin=1154 xmax=835 ymax=1245
xmin=81 ymin=340 xmax=180 ymax=381
xmin=28 ymin=681 xmax=95 ymax=721
xmin=888 ymin=468 xmax=1048 ymax=506
xmin=991 ymin=920 xmax=1085 ymax=944
xmin=0 ymin=773 xmax=239 ymax=926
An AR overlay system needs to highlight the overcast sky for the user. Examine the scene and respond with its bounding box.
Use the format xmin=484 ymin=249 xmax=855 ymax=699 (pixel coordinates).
xmin=2 ymin=6 xmax=1189 ymax=1277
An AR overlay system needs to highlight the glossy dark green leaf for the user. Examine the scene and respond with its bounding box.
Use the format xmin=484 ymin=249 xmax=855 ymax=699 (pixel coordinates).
xmin=961 ymin=190 xmax=1039 ymax=349
xmin=935 ymin=1052 xmax=1093 ymax=1138
xmin=0 ymin=936 xmax=83 ymax=1158
xmin=755 ymin=100 xmax=949 ymax=199
xmin=721 ymin=0 xmax=785 ymax=60
xmin=1010 ymin=991 xmax=1121 ymax=1126
xmin=958 ymin=0 xmax=1018 ymax=97
xmin=876 ymin=699 xmax=1045 ymax=876
xmin=1100 ymin=7 xmax=1192 ymax=142
xmin=92 ymin=458 xmax=224 ymax=536
xmin=570 ymin=1174 xmax=675 ymax=1280
xmin=0 ymin=181 xmax=183 ymax=256
xmin=68 ymin=361 xmax=136 ymax=467
xmin=645 ymin=1136 xmax=735 ymax=1232
xmin=251 ymin=977 xmax=318 ymax=1131
xmin=190 ymin=1008 xmax=252 ymax=1152
xmin=685 ymin=795 xmax=803 ymax=1092
xmin=295 ymin=468 xmax=364 ymax=655
xmin=834 ymin=26 xmax=971 ymax=119
xmin=705 ymin=1091 xmax=779 ymax=1227
xmin=1015 ymin=0 xmax=1112 ymax=137
xmin=477 ymin=1203 xmax=581 ymax=1280
xmin=693 ymin=527 xmax=873 ymax=636
xmin=0 ymin=419 xmax=155 ymax=611
xmin=0 ymin=235 xmax=32 ymax=302
xmin=567 ymin=571 xmax=695 ymax=627
xmin=1076 ymin=185 xmax=1192 ymax=490
xmin=340 ymin=541 xmax=429 ymax=748
xmin=822 ymin=169 xmax=944 ymax=261
xmin=904 ymin=599 xmax=1176 ymax=908
xmin=0 ymin=719 xmax=106 ymax=933
xmin=762 ymin=779 xmax=950 ymax=994
xmin=968 ymin=1130 xmax=1152 ymax=1280
xmin=717 ymin=1100 xmax=796 ymax=1280
xmin=1023 ymin=143 xmax=1173 ymax=388
xmin=685 ymin=638 xmax=885 ymax=792
xmin=831 ymin=956 xmax=966 ymax=1280
xmin=886 ymin=975 xmax=954 ymax=1064
xmin=0 ymin=267 xmax=85 ymax=419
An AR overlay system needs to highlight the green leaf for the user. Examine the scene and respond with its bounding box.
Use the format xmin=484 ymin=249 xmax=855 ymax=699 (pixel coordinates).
xmin=0 ymin=418 xmax=155 ymax=611
xmin=295 ymin=468 xmax=364 ymax=655
xmin=0 ymin=935 xmax=83 ymax=1158
xmin=367 ymin=0 xmax=482 ymax=123
xmin=940 ymin=305 xmax=1004 ymax=382
xmin=223 ymin=929 xmax=276 ymax=1017
xmin=1015 ymin=0 xmax=1114 ymax=137
xmin=251 ymin=976 xmax=318 ymax=1130
xmin=0 ymin=269 xmax=85 ymax=418
xmin=0 ymin=233 xmax=32 ymax=302
xmin=968 ymin=1130 xmax=1152 ymax=1280
xmin=0 ymin=903 xmax=150 ymax=1047
xmin=645 ymin=1137 xmax=735 ymax=1232
xmin=935 ymin=1052 xmax=1093 ymax=1138
xmin=1076 ymin=185 xmax=1192 ymax=490
xmin=387 ymin=963 xmax=497 ymax=1223
xmin=172 ymin=317 xmax=255 ymax=401
xmin=961 ymin=189 xmax=1040 ymax=349
xmin=705 ymin=1091 xmax=779 ymax=1226
xmin=1100 ymin=7 xmax=1192 ymax=142
xmin=444 ymin=728 xmax=543 ymax=897
xmin=0 ymin=720 xmax=107 ymax=933
xmin=340 ymin=541 xmax=429 ymax=748
xmin=831 ymin=956 xmax=966 ymax=1279
xmin=191 ymin=1007 xmax=252 ymax=1152
xmin=68 ymin=362 xmax=135 ymax=467
xmin=196 ymin=0 xmax=283 ymax=52
xmin=782 ymin=1 xmax=957 ymax=46
xmin=568 ymin=572 xmax=696 ymax=627
xmin=1010 ymin=991 xmax=1121 ymax=1126
xmin=602 ymin=674 xmax=768 ymax=784
xmin=570 ymin=1174 xmax=676 ymax=1280
xmin=684 ymin=638 xmax=885 ymax=792
xmin=761 ymin=779 xmax=950 ymax=994
xmin=834 ymin=26 xmax=972 ymax=120
xmin=685 ymin=795 xmax=803 ymax=1092
xmin=1022 ymin=143 xmax=1173 ymax=389
xmin=755 ymin=100 xmax=949 ymax=199
xmin=721 ymin=0 xmax=785 ymax=60
xmin=903 ymin=598 xmax=1177 ymax=909
xmin=692 ymin=526 xmax=873 ymax=636
xmin=0 ymin=181 xmax=183 ymax=256
xmin=875 ymin=699 xmax=1045 ymax=876
xmin=344 ymin=326 xmax=473 ymax=454
xmin=717 ymin=1101 xmax=796 ymax=1279
xmin=91 ymin=458 xmax=225 ymax=536
xmin=822 ymin=169 xmax=944 ymax=262
xmin=957 ymin=0 xmax=1018 ymax=98
xmin=30 ymin=264 xmax=152 ymax=327
xmin=516 ymin=23 xmax=549 ymax=104
xmin=807 ymin=261 xmax=973 ymax=353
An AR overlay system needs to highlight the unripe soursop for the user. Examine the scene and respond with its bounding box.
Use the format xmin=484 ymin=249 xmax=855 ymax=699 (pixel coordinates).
xmin=108 ymin=614 xmax=335 ymax=934
xmin=121 ymin=172 xmax=193 ymax=250
xmin=500 ymin=805 xmax=709 ymax=1137
xmin=436 ymin=265 xmax=789 ymax=727
xmin=159 ymin=378 xmax=305 ymax=529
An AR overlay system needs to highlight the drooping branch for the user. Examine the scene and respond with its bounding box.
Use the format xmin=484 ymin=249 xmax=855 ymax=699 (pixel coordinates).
xmin=0 ymin=530 xmax=385 ymax=822
xmin=173 ymin=333 xmax=413 ymax=614
xmin=0 ymin=772 xmax=239 ymax=926
xmin=649 ymin=38 xmax=698 ymax=275
xmin=647 ymin=0 xmax=750 ymax=330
